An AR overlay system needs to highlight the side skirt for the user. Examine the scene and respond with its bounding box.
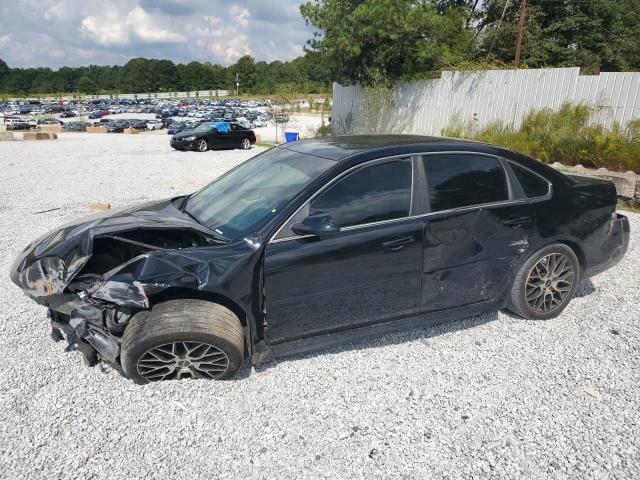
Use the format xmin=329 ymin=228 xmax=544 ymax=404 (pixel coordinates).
xmin=267 ymin=300 xmax=499 ymax=361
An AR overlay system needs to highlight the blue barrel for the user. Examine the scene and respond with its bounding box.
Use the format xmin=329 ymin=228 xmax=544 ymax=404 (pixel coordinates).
xmin=284 ymin=131 xmax=299 ymax=143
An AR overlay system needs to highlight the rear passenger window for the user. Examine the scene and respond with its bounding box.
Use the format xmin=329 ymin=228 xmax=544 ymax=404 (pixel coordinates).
xmin=424 ymin=154 xmax=509 ymax=212
xmin=509 ymin=163 xmax=550 ymax=198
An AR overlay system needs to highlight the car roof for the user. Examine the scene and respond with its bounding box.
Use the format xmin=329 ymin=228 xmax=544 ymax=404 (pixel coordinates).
xmin=276 ymin=135 xmax=503 ymax=161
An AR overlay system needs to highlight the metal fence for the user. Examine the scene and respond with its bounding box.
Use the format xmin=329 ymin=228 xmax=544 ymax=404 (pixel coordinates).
xmin=331 ymin=67 xmax=640 ymax=135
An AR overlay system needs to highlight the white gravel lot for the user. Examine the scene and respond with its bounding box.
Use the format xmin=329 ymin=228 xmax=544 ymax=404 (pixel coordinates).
xmin=0 ymin=133 xmax=638 ymax=480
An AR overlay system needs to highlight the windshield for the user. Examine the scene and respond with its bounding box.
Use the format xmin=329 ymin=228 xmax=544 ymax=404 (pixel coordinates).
xmin=184 ymin=147 xmax=336 ymax=238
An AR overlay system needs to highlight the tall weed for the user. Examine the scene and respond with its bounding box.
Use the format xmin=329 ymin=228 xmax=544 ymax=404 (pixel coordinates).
xmin=442 ymin=103 xmax=640 ymax=173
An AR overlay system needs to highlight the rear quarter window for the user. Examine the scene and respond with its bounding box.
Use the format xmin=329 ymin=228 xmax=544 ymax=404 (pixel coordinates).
xmin=509 ymin=162 xmax=550 ymax=198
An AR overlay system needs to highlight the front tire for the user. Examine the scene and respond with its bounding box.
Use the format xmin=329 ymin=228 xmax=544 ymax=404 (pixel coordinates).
xmin=120 ymin=300 xmax=244 ymax=384
xmin=509 ymin=243 xmax=580 ymax=320
xmin=195 ymin=139 xmax=209 ymax=152
xmin=240 ymin=137 xmax=251 ymax=150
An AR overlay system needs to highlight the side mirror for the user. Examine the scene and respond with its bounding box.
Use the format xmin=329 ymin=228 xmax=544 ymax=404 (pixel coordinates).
xmin=291 ymin=213 xmax=339 ymax=237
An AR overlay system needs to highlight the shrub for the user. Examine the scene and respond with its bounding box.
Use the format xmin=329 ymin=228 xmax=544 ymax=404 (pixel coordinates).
xmin=442 ymin=103 xmax=640 ymax=173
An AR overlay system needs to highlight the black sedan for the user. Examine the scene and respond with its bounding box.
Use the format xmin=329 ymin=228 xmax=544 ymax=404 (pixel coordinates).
xmin=10 ymin=136 xmax=630 ymax=383
xmin=171 ymin=121 xmax=256 ymax=151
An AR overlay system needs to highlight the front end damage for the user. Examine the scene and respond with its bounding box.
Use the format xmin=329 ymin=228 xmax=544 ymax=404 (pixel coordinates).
xmin=10 ymin=198 xmax=264 ymax=368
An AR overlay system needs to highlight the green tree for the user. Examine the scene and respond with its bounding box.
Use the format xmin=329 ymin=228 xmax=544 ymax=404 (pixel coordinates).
xmin=228 ymin=55 xmax=258 ymax=93
xmin=300 ymin=0 xmax=476 ymax=84
xmin=478 ymin=0 xmax=640 ymax=71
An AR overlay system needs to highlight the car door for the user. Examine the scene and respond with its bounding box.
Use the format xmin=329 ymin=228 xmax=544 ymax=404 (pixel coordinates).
xmin=264 ymin=157 xmax=424 ymax=344
xmin=419 ymin=153 xmax=536 ymax=312
xmin=227 ymin=124 xmax=245 ymax=147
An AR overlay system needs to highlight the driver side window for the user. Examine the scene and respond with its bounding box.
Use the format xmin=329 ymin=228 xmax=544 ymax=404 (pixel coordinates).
xmin=310 ymin=158 xmax=412 ymax=229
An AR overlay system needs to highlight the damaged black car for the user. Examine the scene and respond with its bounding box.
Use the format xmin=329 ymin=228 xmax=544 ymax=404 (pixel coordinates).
xmin=10 ymin=136 xmax=630 ymax=383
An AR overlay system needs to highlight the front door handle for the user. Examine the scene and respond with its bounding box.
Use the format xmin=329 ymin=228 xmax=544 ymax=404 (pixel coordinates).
xmin=382 ymin=235 xmax=415 ymax=252
xmin=503 ymin=216 xmax=534 ymax=228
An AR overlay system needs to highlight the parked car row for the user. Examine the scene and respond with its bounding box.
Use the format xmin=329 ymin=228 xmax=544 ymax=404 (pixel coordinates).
xmin=0 ymin=97 xmax=272 ymax=120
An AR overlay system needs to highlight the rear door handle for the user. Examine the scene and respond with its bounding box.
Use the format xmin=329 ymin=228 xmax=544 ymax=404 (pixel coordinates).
xmin=382 ymin=235 xmax=415 ymax=252
xmin=503 ymin=216 xmax=534 ymax=228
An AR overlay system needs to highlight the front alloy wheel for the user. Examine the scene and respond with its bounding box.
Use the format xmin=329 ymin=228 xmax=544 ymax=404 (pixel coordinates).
xmin=196 ymin=139 xmax=208 ymax=152
xmin=241 ymin=138 xmax=251 ymax=150
xmin=137 ymin=341 xmax=230 ymax=381
xmin=120 ymin=300 xmax=245 ymax=384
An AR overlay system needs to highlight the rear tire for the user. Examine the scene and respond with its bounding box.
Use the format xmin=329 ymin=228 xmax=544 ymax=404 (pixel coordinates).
xmin=120 ymin=300 xmax=244 ymax=384
xmin=509 ymin=243 xmax=580 ymax=320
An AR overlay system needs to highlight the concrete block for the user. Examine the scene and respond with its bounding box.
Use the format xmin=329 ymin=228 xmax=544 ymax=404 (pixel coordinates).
xmin=123 ymin=128 xmax=139 ymax=134
xmin=551 ymin=162 xmax=639 ymax=199
xmin=39 ymin=124 xmax=62 ymax=134
xmin=86 ymin=126 xmax=108 ymax=134
xmin=0 ymin=131 xmax=14 ymax=141
xmin=0 ymin=124 xmax=7 ymax=132
xmin=23 ymin=132 xmax=53 ymax=141
xmin=87 ymin=203 xmax=111 ymax=211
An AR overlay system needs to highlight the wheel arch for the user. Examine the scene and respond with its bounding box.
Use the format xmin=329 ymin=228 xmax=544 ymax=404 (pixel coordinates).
xmin=146 ymin=287 xmax=247 ymax=327
xmin=145 ymin=288 xmax=251 ymax=355
xmin=553 ymin=239 xmax=587 ymax=275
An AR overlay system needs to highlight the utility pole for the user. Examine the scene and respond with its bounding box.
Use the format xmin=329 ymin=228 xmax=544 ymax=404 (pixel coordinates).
xmin=514 ymin=0 xmax=527 ymax=66
xmin=235 ymin=73 xmax=240 ymax=96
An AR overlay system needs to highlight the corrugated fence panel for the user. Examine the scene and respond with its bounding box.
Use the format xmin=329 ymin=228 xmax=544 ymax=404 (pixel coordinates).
xmin=332 ymin=68 xmax=640 ymax=135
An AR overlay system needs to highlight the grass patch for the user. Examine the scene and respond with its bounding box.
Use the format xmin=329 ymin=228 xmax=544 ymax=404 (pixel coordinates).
xmin=442 ymin=103 xmax=640 ymax=173
xmin=617 ymin=199 xmax=640 ymax=213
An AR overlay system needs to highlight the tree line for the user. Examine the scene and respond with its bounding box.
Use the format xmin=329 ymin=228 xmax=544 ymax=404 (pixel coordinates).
xmin=0 ymin=53 xmax=331 ymax=96
xmin=1 ymin=0 xmax=639 ymax=95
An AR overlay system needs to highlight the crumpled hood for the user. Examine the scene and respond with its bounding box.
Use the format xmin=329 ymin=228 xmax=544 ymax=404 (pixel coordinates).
xmin=10 ymin=198 xmax=260 ymax=312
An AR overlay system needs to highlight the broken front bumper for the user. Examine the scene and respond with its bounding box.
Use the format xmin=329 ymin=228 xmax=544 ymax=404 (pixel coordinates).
xmin=49 ymin=309 xmax=121 ymax=366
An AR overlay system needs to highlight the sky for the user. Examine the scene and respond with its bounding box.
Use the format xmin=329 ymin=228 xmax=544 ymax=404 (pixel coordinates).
xmin=0 ymin=0 xmax=313 ymax=69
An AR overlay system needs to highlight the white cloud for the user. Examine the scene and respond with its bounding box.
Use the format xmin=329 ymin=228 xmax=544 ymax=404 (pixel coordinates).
xmin=126 ymin=6 xmax=185 ymax=44
xmin=0 ymin=0 xmax=312 ymax=68
xmin=230 ymin=5 xmax=250 ymax=28
xmin=80 ymin=6 xmax=184 ymax=47
xmin=43 ymin=2 xmax=66 ymax=22
xmin=80 ymin=10 xmax=130 ymax=46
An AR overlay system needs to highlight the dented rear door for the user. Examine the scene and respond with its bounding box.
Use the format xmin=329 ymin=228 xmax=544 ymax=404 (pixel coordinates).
xmin=420 ymin=202 xmax=535 ymax=312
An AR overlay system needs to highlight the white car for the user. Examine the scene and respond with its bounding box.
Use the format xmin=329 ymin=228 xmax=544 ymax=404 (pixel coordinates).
xmin=146 ymin=120 xmax=163 ymax=130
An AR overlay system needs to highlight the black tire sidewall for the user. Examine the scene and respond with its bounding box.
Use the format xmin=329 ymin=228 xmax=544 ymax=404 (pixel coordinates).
xmin=511 ymin=243 xmax=580 ymax=320
xmin=121 ymin=330 xmax=243 ymax=384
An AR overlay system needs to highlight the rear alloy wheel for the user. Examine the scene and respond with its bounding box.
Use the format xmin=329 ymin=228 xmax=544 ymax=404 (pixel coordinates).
xmin=241 ymin=138 xmax=251 ymax=150
xmin=120 ymin=300 xmax=244 ymax=384
xmin=509 ymin=243 xmax=580 ymax=320
xmin=196 ymin=139 xmax=209 ymax=152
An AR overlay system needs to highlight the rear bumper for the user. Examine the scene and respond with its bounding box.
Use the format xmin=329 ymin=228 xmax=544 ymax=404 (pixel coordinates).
xmin=584 ymin=213 xmax=630 ymax=278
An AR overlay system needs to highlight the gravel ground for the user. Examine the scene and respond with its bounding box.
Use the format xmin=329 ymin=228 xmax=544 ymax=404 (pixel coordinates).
xmin=0 ymin=133 xmax=638 ymax=480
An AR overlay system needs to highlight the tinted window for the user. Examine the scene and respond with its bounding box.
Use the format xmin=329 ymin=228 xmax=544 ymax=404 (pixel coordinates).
xmin=310 ymin=159 xmax=412 ymax=228
xmin=424 ymin=154 xmax=509 ymax=212
xmin=509 ymin=162 xmax=550 ymax=198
